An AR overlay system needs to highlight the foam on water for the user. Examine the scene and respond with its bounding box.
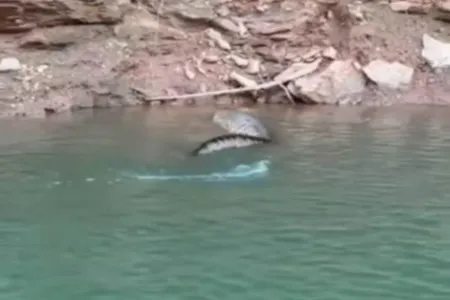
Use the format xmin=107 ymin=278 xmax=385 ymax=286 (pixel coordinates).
xmin=126 ymin=159 xmax=270 ymax=182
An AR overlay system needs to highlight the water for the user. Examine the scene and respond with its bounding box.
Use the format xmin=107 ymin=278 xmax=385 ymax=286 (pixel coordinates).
xmin=1 ymin=105 xmax=450 ymax=299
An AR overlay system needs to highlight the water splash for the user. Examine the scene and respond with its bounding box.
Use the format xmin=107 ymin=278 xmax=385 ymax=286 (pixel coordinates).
xmin=125 ymin=159 xmax=270 ymax=182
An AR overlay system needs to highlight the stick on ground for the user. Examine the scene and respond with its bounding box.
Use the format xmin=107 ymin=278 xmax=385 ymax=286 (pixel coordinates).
xmin=130 ymin=57 xmax=323 ymax=104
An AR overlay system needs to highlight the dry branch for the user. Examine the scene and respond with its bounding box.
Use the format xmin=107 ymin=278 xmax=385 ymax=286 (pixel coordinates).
xmin=131 ymin=57 xmax=324 ymax=104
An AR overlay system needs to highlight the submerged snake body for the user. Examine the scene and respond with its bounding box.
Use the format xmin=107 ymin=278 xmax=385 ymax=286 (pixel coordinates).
xmin=212 ymin=110 xmax=270 ymax=139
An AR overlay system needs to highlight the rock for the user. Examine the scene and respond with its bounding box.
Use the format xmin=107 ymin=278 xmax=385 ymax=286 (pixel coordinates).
xmin=287 ymin=59 xmax=366 ymax=104
xmin=421 ymin=34 xmax=450 ymax=69
xmin=246 ymin=59 xmax=261 ymax=74
xmin=114 ymin=9 xmax=187 ymax=41
xmin=212 ymin=18 xmax=241 ymax=34
xmin=168 ymin=2 xmax=216 ymax=23
xmin=216 ymin=5 xmax=231 ymax=17
xmin=246 ymin=22 xmax=292 ymax=36
xmin=184 ymin=62 xmax=196 ymax=80
xmin=0 ymin=57 xmax=21 ymax=72
xmin=0 ymin=0 xmax=126 ymax=33
xmin=205 ymin=28 xmax=231 ymax=51
xmin=436 ymin=0 xmax=450 ymax=11
xmin=432 ymin=0 xmax=450 ymax=22
xmin=322 ymin=46 xmax=338 ymax=59
xmin=347 ymin=2 xmax=366 ymax=21
xmin=362 ymin=60 xmax=414 ymax=90
xmin=389 ymin=1 xmax=432 ymax=14
xmin=19 ymin=27 xmax=83 ymax=49
xmin=229 ymin=71 xmax=258 ymax=88
xmin=230 ymin=55 xmax=249 ymax=68
xmin=202 ymin=53 xmax=220 ymax=64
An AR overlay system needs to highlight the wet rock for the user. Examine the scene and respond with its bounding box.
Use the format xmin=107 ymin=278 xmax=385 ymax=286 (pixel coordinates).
xmin=362 ymin=60 xmax=414 ymax=90
xmin=389 ymin=1 xmax=432 ymax=14
xmin=0 ymin=0 xmax=126 ymax=33
xmin=0 ymin=57 xmax=21 ymax=72
xmin=287 ymin=59 xmax=366 ymax=104
xmin=421 ymin=34 xmax=450 ymax=69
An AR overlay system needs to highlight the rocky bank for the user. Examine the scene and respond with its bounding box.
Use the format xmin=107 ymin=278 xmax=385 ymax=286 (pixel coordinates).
xmin=1 ymin=0 xmax=450 ymax=118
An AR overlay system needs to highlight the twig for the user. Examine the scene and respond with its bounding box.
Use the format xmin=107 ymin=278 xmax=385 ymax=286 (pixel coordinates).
xmin=277 ymin=83 xmax=296 ymax=105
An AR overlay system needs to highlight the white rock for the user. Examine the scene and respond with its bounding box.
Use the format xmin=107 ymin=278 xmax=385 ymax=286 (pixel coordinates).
xmin=246 ymin=59 xmax=260 ymax=74
xmin=213 ymin=17 xmax=241 ymax=34
xmin=0 ymin=57 xmax=21 ymax=72
xmin=229 ymin=71 xmax=257 ymax=88
xmin=205 ymin=28 xmax=231 ymax=51
xmin=362 ymin=59 xmax=414 ymax=90
xmin=322 ymin=46 xmax=338 ymax=60
xmin=390 ymin=1 xmax=411 ymax=11
xmin=287 ymin=59 xmax=366 ymax=105
xmin=230 ymin=54 xmax=249 ymax=67
xmin=436 ymin=0 xmax=450 ymax=12
xmin=421 ymin=34 xmax=450 ymax=69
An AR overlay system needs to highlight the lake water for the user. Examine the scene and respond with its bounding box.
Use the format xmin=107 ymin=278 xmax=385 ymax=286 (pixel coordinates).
xmin=0 ymin=105 xmax=450 ymax=300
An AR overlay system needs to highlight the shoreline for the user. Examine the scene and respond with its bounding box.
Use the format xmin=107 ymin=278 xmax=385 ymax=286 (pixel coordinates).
xmin=1 ymin=0 xmax=450 ymax=119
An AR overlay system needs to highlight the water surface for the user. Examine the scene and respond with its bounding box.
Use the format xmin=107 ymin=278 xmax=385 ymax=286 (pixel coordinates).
xmin=1 ymin=105 xmax=450 ymax=300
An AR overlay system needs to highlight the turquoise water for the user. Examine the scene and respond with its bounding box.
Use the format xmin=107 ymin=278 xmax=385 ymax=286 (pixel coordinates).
xmin=1 ymin=106 xmax=450 ymax=299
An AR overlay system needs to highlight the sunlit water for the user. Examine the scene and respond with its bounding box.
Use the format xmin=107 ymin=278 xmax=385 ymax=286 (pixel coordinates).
xmin=1 ymin=105 xmax=450 ymax=300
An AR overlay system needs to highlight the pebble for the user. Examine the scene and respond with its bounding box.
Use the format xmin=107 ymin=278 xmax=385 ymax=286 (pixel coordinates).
xmin=205 ymin=28 xmax=231 ymax=51
xmin=37 ymin=64 xmax=49 ymax=73
xmin=213 ymin=17 xmax=241 ymax=34
xmin=229 ymin=71 xmax=257 ymax=88
xmin=230 ymin=54 xmax=249 ymax=67
xmin=184 ymin=62 xmax=196 ymax=79
xmin=216 ymin=5 xmax=231 ymax=17
xmin=246 ymin=59 xmax=261 ymax=74
xmin=202 ymin=52 xmax=220 ymax=63
xmin=0 ymin=57 xmax=21 ymax=72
